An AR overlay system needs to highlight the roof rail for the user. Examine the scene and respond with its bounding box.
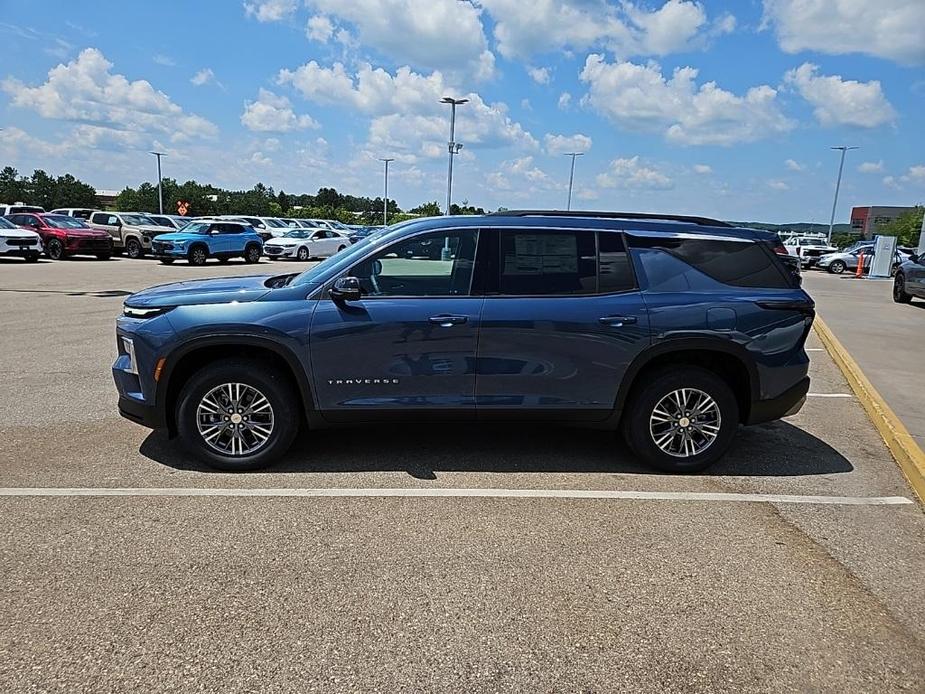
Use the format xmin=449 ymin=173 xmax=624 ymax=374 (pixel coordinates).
xmin=487 ymin=209 xmax=734 ymax=228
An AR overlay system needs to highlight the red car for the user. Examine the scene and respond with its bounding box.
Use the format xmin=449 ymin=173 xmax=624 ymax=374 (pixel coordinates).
xmin=4 ymin=212 xmax=113 ymax=260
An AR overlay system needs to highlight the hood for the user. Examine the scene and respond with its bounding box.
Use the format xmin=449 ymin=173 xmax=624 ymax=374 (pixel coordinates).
xmin=124 ymin=275 xmax=272 ymax=309
xmin=0 ymin=228 xmax=40 ymax=239
xmin=266 ymin=236 xmax=301 ymax=245
xmin=63 ymin=228 xmax=110 ymax=238
xmin=153 ymin=231 xmax=205 ymax=242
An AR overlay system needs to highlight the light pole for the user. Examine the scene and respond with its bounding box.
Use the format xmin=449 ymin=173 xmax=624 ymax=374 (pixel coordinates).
xmin=378 ymin=157 xmax=394 ymax=225
xmin=149 ymin=151 xmax=166 ymax=214
xmin=564 ymin=152 xmax=584 ymax=210
xmin=827 ymin=146 xmax=857 ymax=244
xmin=441 ymin=97 xmax=467 ymax=216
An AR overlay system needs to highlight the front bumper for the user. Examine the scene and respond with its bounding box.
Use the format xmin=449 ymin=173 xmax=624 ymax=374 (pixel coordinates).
xmin=746 ymin=376 xmax=810 ymax=425
xmin=264 ymin=245 xmax=298 ymax=258
xmin=1 ymin=238 xmax=43 ymax=256
xmin=66 ymin=237 xmax=113 ymax=253
xmin=152 ymin=241 xmax=190 ymax=257
xmin=117 ymin=393 xmax=163 ymax=429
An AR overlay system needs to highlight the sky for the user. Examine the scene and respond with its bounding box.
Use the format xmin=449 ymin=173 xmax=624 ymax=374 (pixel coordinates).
xmin=0 ymin=0 xmax=923 ymax=223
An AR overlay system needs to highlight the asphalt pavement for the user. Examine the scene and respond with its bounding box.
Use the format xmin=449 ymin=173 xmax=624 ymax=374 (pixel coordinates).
xmin=1 ymin=256 xmax=923 ymax=693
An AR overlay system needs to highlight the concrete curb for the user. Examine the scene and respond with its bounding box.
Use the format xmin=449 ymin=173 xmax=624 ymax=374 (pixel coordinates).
xmin=814 ymin=316 xmax=925 ymax=504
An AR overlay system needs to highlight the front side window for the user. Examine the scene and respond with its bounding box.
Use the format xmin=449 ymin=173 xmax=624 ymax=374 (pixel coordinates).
xmin=350 ymin=230 xmax=478 ymax=297
xmin=499 ymin=230 xmax=595 ymax=295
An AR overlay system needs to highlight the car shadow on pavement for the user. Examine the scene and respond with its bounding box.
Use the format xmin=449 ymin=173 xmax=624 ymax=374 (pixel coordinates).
xmin=140 ymin=420 xmax=853 ymax=478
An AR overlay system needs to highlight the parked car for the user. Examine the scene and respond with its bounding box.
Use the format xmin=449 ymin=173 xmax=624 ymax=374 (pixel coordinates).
xmin=784 ymin=236 xmax=837 ymax=268
xmin=841 ymin=239 xmax=875 ymax=254
xmin=817 ymin=247 xmax=905 ymax=275
xmin=4 ymin=212 xmax=113 ymax=260
xmin=49 ymin=207 xmax=95 ymax=220
xmin=892 ymin=251 xmax=925 ymax=304
xmin=0 ymin=203 xmax=45 ymax=216
xmin=113 ymin=210 xmax=812 ymax=473
xmin=302 ymin=218 xmax=353 ymax=235
xmin=0 ymin=215 xmax=42 ymax=261
xmin=214 ymin=216 xmax=290 ymax=240
xmin=151 ymin=219 xmax=263 ymax=265
xmin=87 ymin=211 xmax=173 ymax=258
xmin=263 ymin=228 xmax=349 ymax=260
xmin=147 ymin=214 xmax=192 ymax=230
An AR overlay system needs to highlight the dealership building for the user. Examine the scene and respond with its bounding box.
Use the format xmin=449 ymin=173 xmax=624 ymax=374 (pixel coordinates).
xmin=850 ymin=206 xmax=916 ymax=239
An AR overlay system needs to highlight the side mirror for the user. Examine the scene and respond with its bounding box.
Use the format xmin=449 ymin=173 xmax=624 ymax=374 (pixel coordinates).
xmin=330 ymin=276 xmax=361 ymax=302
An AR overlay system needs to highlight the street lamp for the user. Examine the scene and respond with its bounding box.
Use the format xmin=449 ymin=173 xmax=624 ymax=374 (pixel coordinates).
xmin=378 ymin=157 xmax=394 ymax=225
xmin=827 ymin=145 xmax=858 ymax=244
xmin=148 ymin=151 xmax=166 ymax=214
xmin=563 ymin=152 xmax=584 ymax=211
xmin=441 ymin=97 xmax=467 ymax=216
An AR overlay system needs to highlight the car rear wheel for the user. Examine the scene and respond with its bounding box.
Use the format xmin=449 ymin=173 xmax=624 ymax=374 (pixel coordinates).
xmin=243 ymin=244 xmax=261 ymax=264
xmin=297 ymin=246 xmax=309 ymax=261
xmin=46 ymin=238 xmax=65 ymax=260
xmin=893 ymin=273 xmax=913 ymax=304
xmin=125 ymin=237 xmax=143 ymax=259
xmin=176 ymin=359 xmax=299 ymax=471
xmin=622 ymin=366 xmax=739 ymax=473
xmin=828 ymin=260 xmax=846 ymax=274
xmin=188 ymin=245 xmax=208 ymax=266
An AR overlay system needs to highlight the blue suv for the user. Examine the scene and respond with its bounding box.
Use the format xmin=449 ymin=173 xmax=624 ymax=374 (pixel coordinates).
xmin=152 ymin=219 xmax=263 ymax=266
xmin=113 ymin=211 xmax=813 ymax=472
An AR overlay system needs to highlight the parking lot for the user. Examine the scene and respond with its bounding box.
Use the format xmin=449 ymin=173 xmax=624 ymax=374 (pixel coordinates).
xmin=2 ymin=256 xmax=924 ymax=692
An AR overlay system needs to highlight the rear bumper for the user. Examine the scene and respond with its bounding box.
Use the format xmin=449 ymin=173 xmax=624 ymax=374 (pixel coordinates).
xmin=746 ymin=377 xmax=810 ymax=425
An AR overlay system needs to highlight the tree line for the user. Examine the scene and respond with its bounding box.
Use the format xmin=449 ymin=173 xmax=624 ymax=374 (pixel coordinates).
xmin=0 ymin=166 xmax=98 ymax=209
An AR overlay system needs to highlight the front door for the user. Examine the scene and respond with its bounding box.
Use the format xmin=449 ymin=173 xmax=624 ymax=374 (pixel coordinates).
xmin=474 ymin=228 xmax=650 ymax=420
xmin=90 ymin=212 xmax=121 ymax=246
xmin=310 ymin=228 xmax=482 ymax=419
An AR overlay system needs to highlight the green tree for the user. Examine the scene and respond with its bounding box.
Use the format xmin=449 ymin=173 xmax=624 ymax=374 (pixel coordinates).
xmin=879 ymin=207 xmax=924 ymax=247
xmin=409 ymin=201 xmax=442 ymax=217
xmin=52 ymin=173 xmax=97 ymax=208
xmin=0 ymin=166 xmax=29 ymax=203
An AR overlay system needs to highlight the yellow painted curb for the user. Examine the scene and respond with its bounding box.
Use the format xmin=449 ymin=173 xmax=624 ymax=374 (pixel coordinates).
xmin=814 ymin=316 xmax=925 ymax=504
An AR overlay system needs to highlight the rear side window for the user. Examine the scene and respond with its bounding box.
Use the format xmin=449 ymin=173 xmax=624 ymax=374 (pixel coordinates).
xmin=630 ymin=236 xmax=790 ymax=289
xmin=598 ymin=232 xmax=635 ymax=293
xmin=499 ymin=231 xmax=596 ymax=295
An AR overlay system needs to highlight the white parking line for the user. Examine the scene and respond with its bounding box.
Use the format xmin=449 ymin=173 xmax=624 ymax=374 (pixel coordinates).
xmin=807 ymin=393 xmax=853 ymax=398
xmin=0 ymin=487 xmax=912 ymax=506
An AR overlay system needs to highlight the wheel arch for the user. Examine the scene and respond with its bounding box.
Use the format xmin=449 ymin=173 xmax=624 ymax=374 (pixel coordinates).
xmin=156 ymin=335 xmax=314 ymax=437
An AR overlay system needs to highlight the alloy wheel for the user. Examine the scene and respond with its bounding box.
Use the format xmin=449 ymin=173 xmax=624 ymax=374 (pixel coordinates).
xmin=648 ymin=388 xmax=722 ymax=458
xmin=47 ymin=239 xmax=63 ymax=260
xmin=196 ymin=382 xmax=275 ymax=457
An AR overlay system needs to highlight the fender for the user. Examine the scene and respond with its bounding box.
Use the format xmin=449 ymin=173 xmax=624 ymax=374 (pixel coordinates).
xmin=154 ymin=333 xmax=318 ymax=433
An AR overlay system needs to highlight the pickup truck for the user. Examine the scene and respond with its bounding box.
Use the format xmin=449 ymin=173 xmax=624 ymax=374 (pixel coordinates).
xmin=784 ymin=236 xmax=837 ymax=269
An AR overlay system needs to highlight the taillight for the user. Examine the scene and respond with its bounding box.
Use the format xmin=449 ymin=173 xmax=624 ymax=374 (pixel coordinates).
xmin=771 ymin=243 xmax=788 ymax=255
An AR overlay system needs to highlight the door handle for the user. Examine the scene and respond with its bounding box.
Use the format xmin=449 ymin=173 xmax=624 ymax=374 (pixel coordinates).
xmin=428 ymin=315 xmax=468 ymax=327
xmin=599 ymin=315 xmax=638 ymax=327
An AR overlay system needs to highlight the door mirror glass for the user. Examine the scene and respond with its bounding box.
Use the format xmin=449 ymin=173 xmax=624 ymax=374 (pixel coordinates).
xmin=330 ymin=276 xmax=361 ymax=302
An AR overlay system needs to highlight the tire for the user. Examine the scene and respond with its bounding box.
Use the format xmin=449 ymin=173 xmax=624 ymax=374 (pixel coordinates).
xmin=96 ymin=253 xmax=111 ymax=261
xmin=46 ymin=238 xmax=65 ymax=260
xmin=176 ymin=358 xmax=299 ymax=471
xmin=188 ymin=245 xmax=208 ymax=266
xmin=622 ymin=366 xmax=739 ymax=473
xmin=893 ymin=273 xmax=913 ymax=304
xmin=828 ymin=260 xmax=846 ymax=274
xmin=159 ymin=258 xmax=175 ymax=265
xmin=125 ymin=237 xmax=144 ymax=259
xmin=243 ymin=244 xmax=261 ymax=264
xmin=296 ymin=246 xmax=309 ymax=261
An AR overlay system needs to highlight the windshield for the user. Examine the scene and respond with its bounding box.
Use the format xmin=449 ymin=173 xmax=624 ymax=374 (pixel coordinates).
xmin=265 ymin=218 xmax=288 ymax=228
xmin=0 ymin=217 xmax=16 ymax=229
xmin=282 ymin=229 xmax=310 ymax=238
xmin=45 ymin=215 xmax=89 ymax=229
xmin=178 ymin=222 xmax=211 ymax=235
xmin=121 ymin=214 xmax=154 ymax=226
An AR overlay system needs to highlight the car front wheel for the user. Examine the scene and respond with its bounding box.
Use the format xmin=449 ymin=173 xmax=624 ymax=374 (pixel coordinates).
xmin=176 ymin=359 xmax=299 ymax=471
xmin=125 ymin=237 xmax=144 ymax=259
xmin=188 ymin=245 xmax=208 ymax=265
xmin=623 ymin=366 xmax=739 ymax=473
xmin=828 ymin=260 xmax=846 ymax=274
xmin=46 ymin=238 xmax=65 ymax=260
xmin=893 ymin=273 xmax=913 ymax=304
xmin=297 ymin=246 xmax=309 ymax=261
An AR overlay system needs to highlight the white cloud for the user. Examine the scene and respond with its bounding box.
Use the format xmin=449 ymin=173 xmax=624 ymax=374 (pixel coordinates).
xmin=544 ymin=133 xmax=592 ymax=155
xmin=190 ymin=67 xmax=220 ymax=87
xmin=558 ymin=92 xmax=572 ymax=109
xmin=278 ymin=61 xmax=536 ymax=160
xmin=152 ymin=54 xmax=175 ymax=67
xmin=527 ymin=66 xmax=550 ymax=85
xmin=241 ymin=88 xmax=319 ymax=132
xmin=1 ymin=48 xmax=217 ymax=141
xmin=762 ymin=0 xmax=925 ymax=66
xmin=300 ymin=0 xmax=494 ymax=80
xmin=884 ymin=165 xmax=925 ymax=189
xmin=596 ymin=156 xmax=673 ymax=189
xmin=306 ymin=15 xmax=334 ymax=42
xmin=481 ymin=0 xmax=734 ymax=60
xmin=579 ymin=55 xmax=794 ymax=146
xmin=858 ymin=160 xmax=884 ymax=173
xmin=784 ymin=63 xmax=896 ymax=128
xmin=244 ymin=0 xmax=297 ymax=23
xmin=784 ymin=158 xmax=804 ymax=171
xmin=768 ymin=179 xmax=790 ymax=191
xmin=693 ymin=164 xmax=712 ymax=174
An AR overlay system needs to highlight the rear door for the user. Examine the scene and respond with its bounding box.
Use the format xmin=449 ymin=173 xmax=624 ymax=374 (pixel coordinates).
xmin=474 ymin=228 xmax=650 ymax=420
xmin=309 ymin=228 xmax=482 ymax=418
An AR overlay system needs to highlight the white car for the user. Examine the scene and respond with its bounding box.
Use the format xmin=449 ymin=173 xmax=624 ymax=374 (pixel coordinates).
xmin=49 ymin=207 xmax=95 ymax=220
xmin=214 ymin=215 xmax=290 ymax=239
xmin=0 ymin=203 xmax=45 ymax=216
xmin=0 ymin=215 xmax=42 ymax=261
xmin=263 ymin=227 xmax=349 ymax=260
xmin=302 ymin=218 xmax=353 ymax=235
xmin=784 ymin=236 xmax=838 ymax=268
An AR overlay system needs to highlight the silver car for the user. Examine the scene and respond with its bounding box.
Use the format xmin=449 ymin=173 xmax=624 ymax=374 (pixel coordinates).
xmin=893 ymin=251 xmax=925 ymax=303
xmin=817 ymin=248 xmax=906 ymax=275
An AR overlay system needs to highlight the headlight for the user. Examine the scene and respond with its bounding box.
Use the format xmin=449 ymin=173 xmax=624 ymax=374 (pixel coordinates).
xmin=123 ymin=304 xmax=174 ymax=319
